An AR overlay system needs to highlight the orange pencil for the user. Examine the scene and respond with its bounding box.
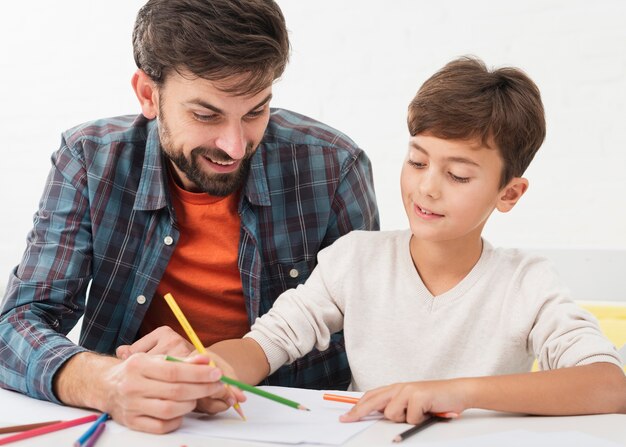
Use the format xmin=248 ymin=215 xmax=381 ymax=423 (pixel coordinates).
xmin=0 ymin=421 xmax=61 ymax=435
xmin=323 ymin=393 xmax=452 ymax=418
xmin=323 ymin=393 xmax=360 ymax=404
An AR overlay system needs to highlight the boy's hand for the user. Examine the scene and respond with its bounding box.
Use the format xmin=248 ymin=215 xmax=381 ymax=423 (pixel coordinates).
xmin=339 ymin=380 xmax=464 ymax=424
xmin=174 ymin=353 xmax=247 ymax=415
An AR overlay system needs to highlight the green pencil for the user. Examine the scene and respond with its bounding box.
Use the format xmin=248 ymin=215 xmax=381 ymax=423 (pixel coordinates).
xmin=164 ymin=355 xmax=310 ymax=411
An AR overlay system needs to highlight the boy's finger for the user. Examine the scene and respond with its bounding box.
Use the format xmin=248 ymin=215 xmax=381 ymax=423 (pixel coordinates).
xmin=116 ymin=345 xmax=132 ymax=359
xmin=339 ymin=394 xmax=389 ymax=422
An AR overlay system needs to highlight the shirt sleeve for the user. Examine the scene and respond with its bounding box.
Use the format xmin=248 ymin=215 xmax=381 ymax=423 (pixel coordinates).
xmin=526 ymin=261 xmax=623 ymax=371
xmin=246 ymin=241 xmax=346 ymax=374
xmin=0 ymin=140 xmax=92 ymax=403
xmin=262 ymin=148 xmax=379 ymax=390
xmin=324 ymin=148 xmax=380 ymax=242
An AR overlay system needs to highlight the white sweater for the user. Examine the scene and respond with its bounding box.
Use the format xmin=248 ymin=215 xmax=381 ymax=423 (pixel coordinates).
xmin=246 ymin=230 xmax=622 ymax=391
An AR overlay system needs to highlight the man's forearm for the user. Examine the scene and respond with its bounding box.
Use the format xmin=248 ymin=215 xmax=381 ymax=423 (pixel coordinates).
xmin=53 ymin=351 xmax=121 ymax=410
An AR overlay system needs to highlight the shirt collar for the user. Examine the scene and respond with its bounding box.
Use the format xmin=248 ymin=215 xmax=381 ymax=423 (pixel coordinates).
xmin=242 ymin=146 xmax=271 ymax=206
xmin=133 ymin=119 xmax=168 ymax=211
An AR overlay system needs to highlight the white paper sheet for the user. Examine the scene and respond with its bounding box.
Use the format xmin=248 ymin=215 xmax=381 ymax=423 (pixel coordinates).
xmin=412 ymin=429 xmax=624 ymax=447
xmin=178 ymin=387 xmax=381 ymax=445
xmin=0 ymin=387 xmax=97 ymax=425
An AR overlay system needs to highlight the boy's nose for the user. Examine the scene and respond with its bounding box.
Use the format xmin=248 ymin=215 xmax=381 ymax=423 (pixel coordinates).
xmin=419 ymin=172 xmax=441 ymax=199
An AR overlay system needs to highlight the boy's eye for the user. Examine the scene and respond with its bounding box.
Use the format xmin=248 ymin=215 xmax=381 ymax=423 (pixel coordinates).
xmin=449 ymin=172 xmax=470 ymax=183
xmin=407 ymin=160 xmax=426 ymax=169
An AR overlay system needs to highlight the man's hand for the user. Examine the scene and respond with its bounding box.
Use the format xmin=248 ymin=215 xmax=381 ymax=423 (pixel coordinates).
xmin=54 ymin=352 xmax=245 ymax=433
xmin=116 ymin=326 xmax=194 ymax=360
xmin=114 ymin=326 xmax=247 ymax=418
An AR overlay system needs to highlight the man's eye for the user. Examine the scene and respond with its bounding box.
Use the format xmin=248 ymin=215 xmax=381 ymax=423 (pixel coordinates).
xmin=193 ymin=113 xmax=218 ymax=122
xmin=245 ymin=109 xmax=264 ymax=119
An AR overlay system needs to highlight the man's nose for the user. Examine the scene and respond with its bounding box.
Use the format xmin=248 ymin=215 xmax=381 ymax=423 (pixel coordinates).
xmin=214 ymin=121 xmax=246 ymax=159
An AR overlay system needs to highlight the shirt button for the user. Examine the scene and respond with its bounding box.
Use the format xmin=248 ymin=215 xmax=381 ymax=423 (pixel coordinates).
xmin=136 ymin=295 xmax=147 ymax=305
xmin=163 ymin=236 xmax=174 ymax=245
xmin=289 ymin=268 xmax=299 ymax=278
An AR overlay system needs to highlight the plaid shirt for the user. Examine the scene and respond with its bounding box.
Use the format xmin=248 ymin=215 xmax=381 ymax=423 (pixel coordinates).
xmin=0 ymin=109 xmax=379 ymax=402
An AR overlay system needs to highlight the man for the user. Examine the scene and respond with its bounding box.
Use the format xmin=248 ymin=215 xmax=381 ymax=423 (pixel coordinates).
xmin=0 ymin=0 xmax=378 ymax=434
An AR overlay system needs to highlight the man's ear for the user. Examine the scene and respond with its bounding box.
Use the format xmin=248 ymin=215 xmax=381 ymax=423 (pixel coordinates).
xmin=496 ymin=177 xmax=529 ymax=213
xmin=131 ymin=69 xmax=159 ymax=119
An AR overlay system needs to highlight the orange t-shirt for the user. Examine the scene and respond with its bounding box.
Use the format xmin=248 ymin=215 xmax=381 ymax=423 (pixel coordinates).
xmin=138 ymin=175 xmax=249 ymax=347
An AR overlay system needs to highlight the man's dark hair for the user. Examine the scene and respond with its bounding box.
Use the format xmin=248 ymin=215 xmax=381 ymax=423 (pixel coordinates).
xmin=408 ymin=56 xmax=546 ymax=187
xmin=132 ymin=0 xmax=290 ymax=95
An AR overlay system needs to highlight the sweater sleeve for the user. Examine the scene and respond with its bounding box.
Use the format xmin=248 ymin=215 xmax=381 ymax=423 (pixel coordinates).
xmin=245 ymin=240 xmax=347 ymax=374
xmin=525 ymin=260 xmax=623 ymax=371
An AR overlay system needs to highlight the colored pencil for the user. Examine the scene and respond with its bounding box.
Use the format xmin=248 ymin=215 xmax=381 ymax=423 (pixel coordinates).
xmin=163 ymin=292 xmax=246 ymax=420
xmin=325 ymin=392 xmax=453 ymax=440
xmin=73 ymin=413 xmax=108 ymax=446
xmin=83 ymin=421 xmax=106 ymax=447
xmin=166 ymin=355 xmax=309 ymax=411
xmin=324 ymin=394 xmax=449 ymax=417
xmin=392 ymin=415 xmax=447 ymax=443
xmin=0 ymin=420 xmax=61 ymax=435
xmin=0 ymin=415 xmax=98 ymax=446
xmin=220 ymin=375 xmax=309 ymax=410
xmin=323 ymin=393 xmax=360 ymax=404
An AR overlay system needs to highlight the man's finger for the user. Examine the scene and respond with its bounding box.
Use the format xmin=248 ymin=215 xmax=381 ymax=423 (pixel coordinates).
xmin=141 ymin=356 xmax=224 ymax=384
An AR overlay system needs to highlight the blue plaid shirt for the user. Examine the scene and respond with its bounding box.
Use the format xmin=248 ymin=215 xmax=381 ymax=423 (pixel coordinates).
xmin=0 ymin=109 xmax=379 ymax=403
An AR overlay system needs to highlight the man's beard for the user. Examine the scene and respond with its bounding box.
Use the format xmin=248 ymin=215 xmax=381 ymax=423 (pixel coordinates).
xmin=158 ymin=120 xmax=254 ymax=197
xmin=164 ymin=145 xmax=253 ymax=197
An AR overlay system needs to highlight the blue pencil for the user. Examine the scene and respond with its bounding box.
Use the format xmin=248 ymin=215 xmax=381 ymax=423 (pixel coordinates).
xmin=73 ymin=413 xmax=109 ymax=447
xmin=83 ymin=421 xmax=106 ymax=447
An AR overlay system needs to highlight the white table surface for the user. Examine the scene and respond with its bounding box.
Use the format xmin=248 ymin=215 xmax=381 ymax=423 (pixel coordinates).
xmin=1 ymin=387 xmax=624 ymax=446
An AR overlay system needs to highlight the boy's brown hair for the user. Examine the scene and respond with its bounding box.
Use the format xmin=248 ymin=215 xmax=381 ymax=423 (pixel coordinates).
xmin=132 ymin=0 xmax=290 ymax=95
xmin=408 ymin=56 xmax=546 ymax=187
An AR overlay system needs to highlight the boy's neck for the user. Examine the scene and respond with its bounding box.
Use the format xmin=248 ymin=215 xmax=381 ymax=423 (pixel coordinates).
xmin=409 ymin=236 xmax=484 ymax=297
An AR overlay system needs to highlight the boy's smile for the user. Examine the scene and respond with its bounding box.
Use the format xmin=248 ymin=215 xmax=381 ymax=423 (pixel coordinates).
xmin=414 ymin=204 xmax=444 ymax=220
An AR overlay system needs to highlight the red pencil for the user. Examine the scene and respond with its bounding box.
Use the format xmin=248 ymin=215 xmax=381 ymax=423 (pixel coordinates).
xmin=0 ymin=415 xmax=98 ymax=446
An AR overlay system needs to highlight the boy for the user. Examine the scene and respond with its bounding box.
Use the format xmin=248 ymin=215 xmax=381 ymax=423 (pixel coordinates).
xmin=210 ymin=57 xmax=626 ymax=423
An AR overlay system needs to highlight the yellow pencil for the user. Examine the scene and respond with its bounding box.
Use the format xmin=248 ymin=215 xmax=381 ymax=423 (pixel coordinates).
xmin=163 ymin=292 xmax=246 ymax=421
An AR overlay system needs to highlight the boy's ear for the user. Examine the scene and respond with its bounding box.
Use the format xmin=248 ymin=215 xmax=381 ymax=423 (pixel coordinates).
xmin=496 ymin=177 xmax=529 ymax=213
xmin=131 ymin=69 xmax=159 ymax=119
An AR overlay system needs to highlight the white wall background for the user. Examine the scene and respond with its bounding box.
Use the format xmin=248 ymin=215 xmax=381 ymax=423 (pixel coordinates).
xmin=1 ymin=1 xmax=625 ymax=300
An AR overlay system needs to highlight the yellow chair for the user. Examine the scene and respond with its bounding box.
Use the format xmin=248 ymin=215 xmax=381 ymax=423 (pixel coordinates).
xmin=532 ymin=301 xmax=626 ymax=372
xmin=578 ymin=301 xmax=626 ymax=372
